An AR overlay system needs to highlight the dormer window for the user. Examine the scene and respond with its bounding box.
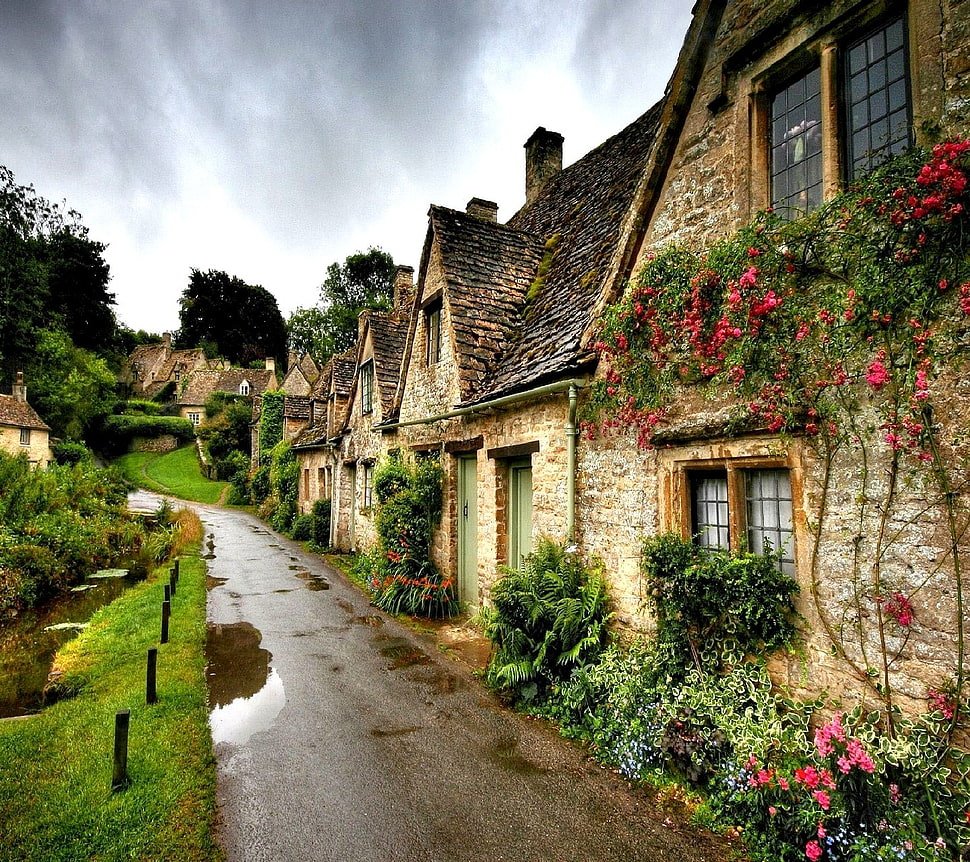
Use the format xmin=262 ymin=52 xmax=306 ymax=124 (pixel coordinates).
xmin=426 ymin=301 xmax=442 ymax=365
xmin=360 ymin=361 xmax=374 ymax=415
xmin=239 ymin=380 xmax=250 ymax=396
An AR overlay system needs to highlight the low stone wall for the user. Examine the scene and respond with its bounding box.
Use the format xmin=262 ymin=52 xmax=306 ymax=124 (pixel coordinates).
xmin=130 ymin=434 xmax=180 ymax=454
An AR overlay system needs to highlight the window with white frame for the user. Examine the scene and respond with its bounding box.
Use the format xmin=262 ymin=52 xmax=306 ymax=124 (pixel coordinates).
xmin=187 ymin=412 xmax=201 ymax=426
xmin=687 ymin=465 xmax=795 ymax=575
xmin=19 ymin=427 xmax=30 ymax=445
xmin=239 ymin=380 xmax=250 ymax=396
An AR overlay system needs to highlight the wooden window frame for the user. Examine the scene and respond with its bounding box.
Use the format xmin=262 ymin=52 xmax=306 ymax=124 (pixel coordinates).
xmin=671 ymin=454 xmax=798 ymax=573
xmin=19 ymin=427 xmax=30 ymax=446
xmin=361 ymin=462 xmax=374 ymax=510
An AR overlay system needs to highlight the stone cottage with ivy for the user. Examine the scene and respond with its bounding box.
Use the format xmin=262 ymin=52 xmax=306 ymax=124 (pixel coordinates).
xmin=297 ymin=0 xmax=970 ymax=712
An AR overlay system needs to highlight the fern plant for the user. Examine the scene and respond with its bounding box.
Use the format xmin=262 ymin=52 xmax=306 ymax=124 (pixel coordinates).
xmin=482 ymin=539 xmax=612 ymax=704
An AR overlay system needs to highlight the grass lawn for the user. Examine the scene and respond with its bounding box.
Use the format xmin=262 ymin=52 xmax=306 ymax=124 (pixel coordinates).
xmin=115 ymin=445 xmax=229 ymax=505
xmin=0 ymin=543 xmax=221 ymax=862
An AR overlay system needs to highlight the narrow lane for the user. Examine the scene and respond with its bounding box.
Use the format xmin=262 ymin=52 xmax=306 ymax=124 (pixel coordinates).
xmin=197 ymin=503 xmax=730 ymax=862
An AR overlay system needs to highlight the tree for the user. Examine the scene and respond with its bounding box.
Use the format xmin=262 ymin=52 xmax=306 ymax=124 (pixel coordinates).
xmin=176 ymin=269 xmax=287 ymax=367
xmin=27 ymin=329 xmax=117 ymax=440
xmin=0 ymin=165 xmax=118 ymax=378
xmin=286 ymin=248 xmax=395 ymax=360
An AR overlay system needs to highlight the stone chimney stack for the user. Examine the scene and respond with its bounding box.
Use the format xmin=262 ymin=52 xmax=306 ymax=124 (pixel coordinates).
xmin=265 ymin=357 xmax=276 ymax=374
xmin=12 ymin=371 xmax=26 ymax=403
xmin=466 ymin=198 xmax=498 ymax=222
xmin=393 ymin=265 xmax=415 ymax=311
xmin=162 ymin=331 xmax=173 ymax=355
xmin=524 ymin=127 xmax=564 ymax=204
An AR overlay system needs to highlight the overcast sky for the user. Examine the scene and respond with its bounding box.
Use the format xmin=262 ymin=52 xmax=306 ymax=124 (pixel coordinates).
xmin=1 ymin=0 xmax=693 ymax=334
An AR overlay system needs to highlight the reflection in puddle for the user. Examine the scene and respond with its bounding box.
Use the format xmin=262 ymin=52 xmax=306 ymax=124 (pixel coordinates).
xmin=206 ymin=575 xmax=228 ymax=591
xmin=206 ymin=622 xmax=285 ymax=746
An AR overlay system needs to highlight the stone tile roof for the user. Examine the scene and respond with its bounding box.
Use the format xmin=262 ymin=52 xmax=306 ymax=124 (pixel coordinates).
xmin=470 ymin=101 xmax=664 ymax=402
xmin=331 ymin=348 xmax=356 ymax=397
xmin=0 ymin=395 xmax=49 ymax=430
xmin=295 ymin=353 xmax=320 ymax=384
xmin=366 ymin=312 xmax=408 ymax=417
xmin=292 ymin=422 xmax=331 ymax=449
xmin=284 ymin=396 xmax=311 ymax=420
xmin=179 ymin=369 xmax=276 ymax=406
xmin=428 ymin=206 xmax=546 ymax=401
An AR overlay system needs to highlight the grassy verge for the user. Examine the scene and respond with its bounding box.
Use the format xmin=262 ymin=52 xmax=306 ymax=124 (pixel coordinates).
xmin=0 ymin=524 xmax=220 ymax=862
xmin=114 ymin=445 xmax=228 ymax=505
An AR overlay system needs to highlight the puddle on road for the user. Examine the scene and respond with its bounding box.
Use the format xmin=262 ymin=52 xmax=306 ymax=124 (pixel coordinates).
xmin=206 ymin=576 xmax=228 ymax=591
xmin=378 ymin=638 xmax=433 ymax=670
xmin=206 ymin=621 xmax=285 ymax=746
xmin=489 ymin=736 xmax=547 ymax=776
xmin=351 ymin=614 xmax=384 ymax=627
xmin=293 ymin=570 xmax=330 ymax=591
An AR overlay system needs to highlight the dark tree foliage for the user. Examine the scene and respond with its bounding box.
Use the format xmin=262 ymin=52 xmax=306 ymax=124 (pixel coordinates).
xmin=287 ymin=247 xmax=395 ymax=359
xmin=0 ymin=166 xmax=118 ymax=380
xmin=176 ymin=268 xmax=287 ymax=367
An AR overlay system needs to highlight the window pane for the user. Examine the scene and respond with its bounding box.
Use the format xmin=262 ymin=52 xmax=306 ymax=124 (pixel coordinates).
xmin=770 ymin=67 xmax=822 ymax=216
xmin=844 ymin=17 xmax=911 ymax=178
xmin=691 ymin=472 xmax=730 ymax=551
xmin=746 ymin=469 xmax=795 ymax=575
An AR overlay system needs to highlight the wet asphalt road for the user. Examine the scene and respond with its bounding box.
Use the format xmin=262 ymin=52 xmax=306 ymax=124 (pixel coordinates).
xmin=195 ymin=503 xmax=731 ymax=862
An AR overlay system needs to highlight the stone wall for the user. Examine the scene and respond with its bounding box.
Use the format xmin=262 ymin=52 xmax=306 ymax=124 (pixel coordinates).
xmin=130 ymin=434 xmax=180 ymax=454
xmin=0 ymin=425 xmax=51 ymax=467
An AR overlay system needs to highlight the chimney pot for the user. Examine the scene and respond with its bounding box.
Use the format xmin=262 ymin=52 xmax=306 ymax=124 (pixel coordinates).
xmin=524 ymin=127 xmax=564 ymax=204
xmin=12 ymin=371 xmax=26 ymax=403
xmin=466 ymin=198 xmax=499 ymax=222
xmin=265 ymin=357 xmax=276 ymax=374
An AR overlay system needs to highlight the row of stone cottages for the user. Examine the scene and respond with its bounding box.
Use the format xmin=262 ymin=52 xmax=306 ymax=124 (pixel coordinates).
xmin=287 ymin=0 xmax=970 ymax=711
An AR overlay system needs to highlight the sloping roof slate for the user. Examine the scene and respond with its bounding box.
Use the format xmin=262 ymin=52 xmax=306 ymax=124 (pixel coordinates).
xmin=179 ymin=369 xmax=275 ymax=405
xmin=0 ymin=395 xmax=49 ymax=430
xmin=468 ymin=101 xmax=664 ymax=402
xmin=292 ymin=422 xmax=332 ymax=449
xmin=284 ymin=396 xmax=311 ymax=420
xmin=331 ymin=348 xmax=356 ymax=397
xmin=429 ymin=207 xmax=545 ymax=401
xmin=366 ymin=313 xmax=408 ymax=417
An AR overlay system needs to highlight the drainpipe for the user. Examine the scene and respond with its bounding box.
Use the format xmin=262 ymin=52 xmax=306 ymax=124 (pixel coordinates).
xmin=566 ymin=383 xmax=579 ymax=542
xmin=378 ymin=376 xmax=586 ymax=545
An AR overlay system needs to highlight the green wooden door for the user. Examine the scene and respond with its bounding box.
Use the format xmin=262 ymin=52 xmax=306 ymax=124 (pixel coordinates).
xmin=457 ymin=456 xmax=478 ymax=608
xmin=508 ymin=460 xmax=533 ymax=570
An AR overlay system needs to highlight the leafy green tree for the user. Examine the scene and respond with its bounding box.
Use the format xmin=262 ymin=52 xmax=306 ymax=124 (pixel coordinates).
xmin=286 ymin=248 xmax=395 ymax=360
xmin=176 ymin=269 xmax=287 ymax=367
xmin=286 ymin=305 xmax=328 ymax=359
xmin=0 ymin=166 xmax=118 ymax=377
xmin=27 ymin=329 xmax=117 ymax=440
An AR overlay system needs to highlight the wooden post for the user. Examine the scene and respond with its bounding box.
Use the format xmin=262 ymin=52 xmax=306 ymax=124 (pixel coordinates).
xmin=112 ymin=709 xmax=130 ymax=791
xmin=160 ymin=600 xmax=170 ymax=644
xmin=163 ymin=583 xmax=171 ymax=604
xmin=173 ymin=558 xmax=180 ymax=577
xmin=169 ymin=569 xmax=176 ymax=598
xmin=146 ymin=648 xmax=158 ymax=705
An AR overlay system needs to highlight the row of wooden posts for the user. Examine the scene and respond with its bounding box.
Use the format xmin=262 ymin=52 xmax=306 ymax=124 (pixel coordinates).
xmin=111 ymin=558 xmax=181 ymax=792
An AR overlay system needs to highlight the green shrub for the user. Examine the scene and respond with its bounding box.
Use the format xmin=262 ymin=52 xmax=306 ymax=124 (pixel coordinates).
xmin=641 ymin=534 xmax=799 ymax=679
xmin=311 ymin=499 xmax=331 ymax=547
xmin=267 ymin=441 xmax=298 ymax=534
xmin=214 ymin=449 xmax=249 ymax=483
xmin=368 ymin=458 xmax=455 ymax=618
xmin=120 ymin=399 xmax=163 ymax=415
xmin=258 ymin=390 xmax=284 ymax=457
xmin=99 ymin=414 xmax=194 ymax=453
xmin=51 ymin=440 xmax=91 ymax=466
xmin=250 ymin=464 xmax=271 ymax=503
xmin=291 ymin=514 xmax=314 ymax=541
xmin=482 ymin=539 xmax=612 ymax=705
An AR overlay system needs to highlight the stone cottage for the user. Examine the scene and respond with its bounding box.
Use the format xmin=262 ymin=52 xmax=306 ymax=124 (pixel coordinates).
xmin=297 ymin=0 xmax=970 ymax=708
xmin=122 ymin=332 xmax=212 ymax=400
xmin=178 ymin=363 xmax=278 ymax=427
xmin=0 ymin=373 xmax=51 ymax=467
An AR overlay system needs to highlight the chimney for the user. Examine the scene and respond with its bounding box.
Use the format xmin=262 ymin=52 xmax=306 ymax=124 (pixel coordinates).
xmin=466 ymin=198 xmax=498 ymax=222
xmin=393 ymin=265 xmax=415 ymax=311
xmin=265 ymin=357 xmax=276 ymax=374
xmin=524 ymin=127 xmax=564 ymax=204
xmin=162 ymin=331 xmax=172 ymax=355
xmin=12 ymin=371 xmax=26 ymax=403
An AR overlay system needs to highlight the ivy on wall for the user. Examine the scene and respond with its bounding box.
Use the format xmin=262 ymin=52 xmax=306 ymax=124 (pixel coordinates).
xmin=588 ymin=142 xmax=970 ymax=733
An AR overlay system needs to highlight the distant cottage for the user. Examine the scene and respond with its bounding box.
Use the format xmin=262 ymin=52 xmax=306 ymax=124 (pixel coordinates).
xmin=0 ymin=373 xmax=51 ymax=468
